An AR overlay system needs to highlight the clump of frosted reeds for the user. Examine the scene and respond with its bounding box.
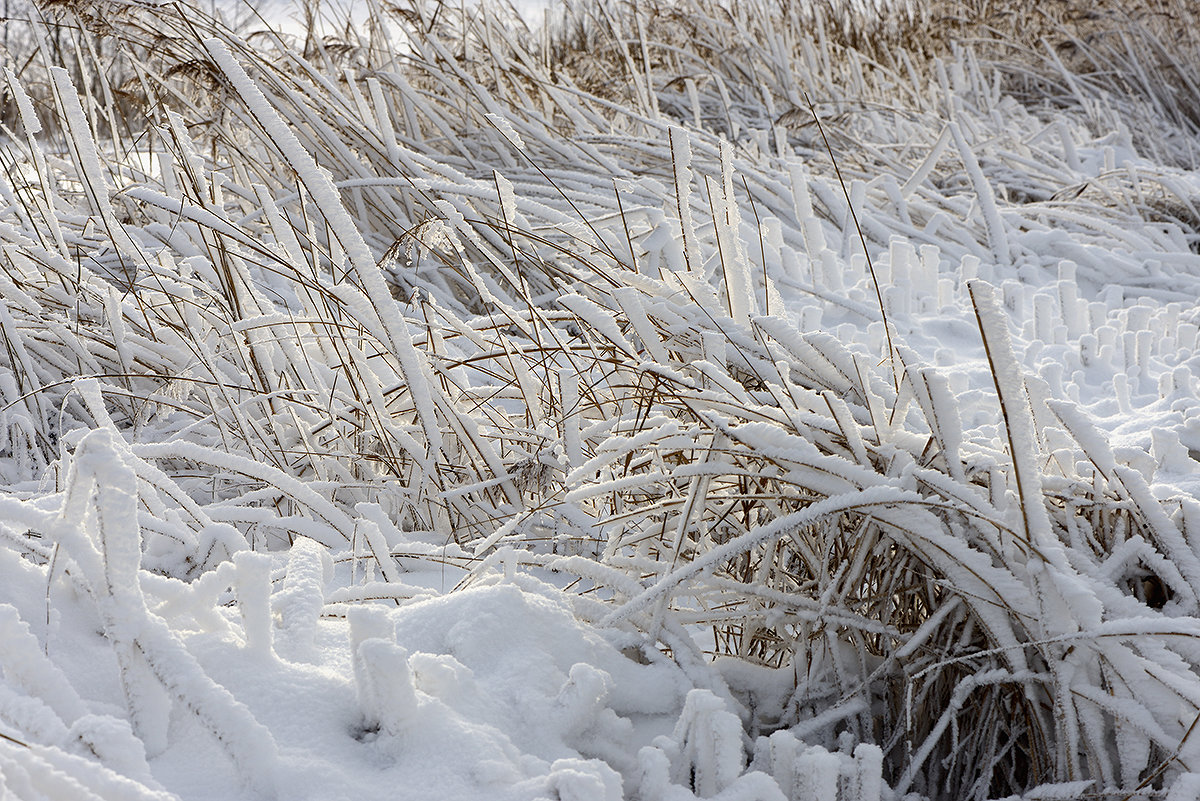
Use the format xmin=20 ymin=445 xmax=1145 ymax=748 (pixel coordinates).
xmin=914 ymin=0 xmax=1200 ymax=169
xmin=1 ymin=0 xmax=1200 ymax=798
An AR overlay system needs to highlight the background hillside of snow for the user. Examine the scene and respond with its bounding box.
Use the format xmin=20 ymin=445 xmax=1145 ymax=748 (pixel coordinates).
xmin=1 ymin=0 xmax=1200 ymax=799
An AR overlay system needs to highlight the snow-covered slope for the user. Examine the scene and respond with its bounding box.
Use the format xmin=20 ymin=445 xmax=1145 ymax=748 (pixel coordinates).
xmin=1 ymin=1 xmax=1199 ymax=799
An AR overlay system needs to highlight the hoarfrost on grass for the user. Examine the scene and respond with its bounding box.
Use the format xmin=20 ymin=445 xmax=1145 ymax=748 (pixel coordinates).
xmin=2 ymin=0 xmax=1200 ymax=799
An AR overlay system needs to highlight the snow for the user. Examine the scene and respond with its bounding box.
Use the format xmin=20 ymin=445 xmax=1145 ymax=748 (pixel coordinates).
xmin=4 ymin=0 xmax=1200 ymax=799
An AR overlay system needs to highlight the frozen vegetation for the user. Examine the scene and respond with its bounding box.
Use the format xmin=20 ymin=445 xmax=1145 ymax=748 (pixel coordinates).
xmin=1 ymin=0 xmax=1200 ymax=798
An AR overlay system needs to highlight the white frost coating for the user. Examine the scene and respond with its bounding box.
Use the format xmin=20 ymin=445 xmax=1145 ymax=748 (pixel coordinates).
xmin=62 ymin=430 xmax=280 ymax=795
xmin=717 ymin=139 xmax=753 ymax=326
xmin=765 ymin=731 xmax=798 ymax=797
xmin=57 ymin=429 xmax=170 ymax=755
xmin=614 ymin=287 xmax=669 ymax=363
xmin=132 ymin=440 xmax=353 ymax=543
xmin=671 ymin=689 xmax=744 ymax=797
xmin=554 ymin=663 xmax=610 ymax=739
xmin=67 ymin=715 xmax=157 ymax=789
xmin=48 ymin=69 xmax=140 ymax=258
xmin=1112 ymin=465 xmax=1200 ymax=594
xmin=805 ymin=331 xmax=864 ymax=394
xmin=853 ymin=742 xmax=884 ymax=801
xmin=567 ymin=420 xmax=682 ymax=487
xmin=494 ymin=170 xmax=518 ymax=227
xmin=124 ymin=185 xmax=262 ymax=247
xmin=789 ymin=698 xmax=869 ymax=743
xmin=795 ymin=745 xmax=839 ymax=801
xmin=601 ymin=485 xmax=914 ymax=625
xmin=752 ymin=731 xmax=870 ymax=801
xmin=545 ymin=759 xmax=624 ymax=801
xmin=407 ymin=652 xmax=477 ymax=704
xmin=471 ymin=513 xmax=523 ymax=556
xmin=1109 ymin=677 xmax=1152 ymax=786
xmin=354 ymin=502 xmax=412 ymax=554
xmin=358 ymin=639 xmax=419 ymax=736
xmin=4 ymin=742 xmax=175 ymax=801
xmin=5 ymin=68 xmax=41 ymax=135
xmin=485 ymin=111 xmax=526 ymax=150
xmin=559 ymin=294 xmax=638 ymax=358
xmin=823 ymin=390 xmax=870 ymax=466
xmin=1151 ymin=427 xmax=1194 ymax=474
xmin=752 ymin=316 xmax=855 ymax=395
xmin=703 ymin=416 xmax=876 ymax=493
xmin=0 ymin=681 xmax=70 ymax=744
xmin=79 ymin=433 xmax=143 ymax=607
xmin=970 ymin=281 xmax=1110 ymax=630
xmin=354 ymin=515 xmax=402 ymax=584
xmin=254 ymin=182 xmax=307 ymax=267
xmin=347 ymin=606 xmax=394 ymax=729
xmin=902 ymin=124 xmax=951 ymax=198
xmin=273 ymin=537 xmax=331 ymax=659
xmin=365 ymin=76 xmax=400 ymax=166
xmin=53 ymin=441 xmax=277 ymax=792
xmin=950 ymin=122 xmax=1010 ymax=265
xmin=232 ymin=550 xmax=274 ymax=656
xmin=967 ymin=281 xmax=1053 ymax=548
xmin=201 ymin=38 xmax=443 ymax=460
xmin=669 ymin=126 xmax=701 ymax=274
xmin=714 ymin=772 xmax=788 ymax=801
xmin=790 ymin=164 xmax=816 ymax=222
xmin=922 ymin=368 xmax=965 ymax=483
xmin=1046 ymin=398 xmax=1117 ymax=480
xmin=559 ymin=367 xmax=583 ymax=474
xmin=1024 ymin=780 xmax=1098 ymax=799
xmin=121 ymin=613 xmax=281 ymax=797
xmin=635 ymin=745 xmax=674 ymax=800
xmin=4 ymin=10 xmax=1200 ymax=801
xmin=565 ymin=470 xmax=670 ymax=504
xmin=49 ymin=68 xmax=111 ymax=214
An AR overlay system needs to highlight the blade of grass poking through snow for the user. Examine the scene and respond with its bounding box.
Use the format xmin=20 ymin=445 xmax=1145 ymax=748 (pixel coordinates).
xmin=47 ymin=67 xmax=144 ymax=282
xmin=967 ymin=280 xmax=1053 ymax=555
xmin=715 ymin=139 xmax=753 ymax=326
xmin=949 ymin=121 xmax=1011 ymax=267
xmin=967 ymin=279 xmax=1104 ymax=639
xmin=669 ymin=126 xmax=701 ymax=275
xmin=803 ymin=92 xmax=897 ymax=391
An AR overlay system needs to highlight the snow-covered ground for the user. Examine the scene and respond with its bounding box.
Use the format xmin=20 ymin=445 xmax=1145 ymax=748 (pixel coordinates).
xmin=2 ymin=0 xmax=1200 ymax=799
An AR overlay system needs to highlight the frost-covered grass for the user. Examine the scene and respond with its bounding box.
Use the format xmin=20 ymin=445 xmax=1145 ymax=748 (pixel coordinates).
xmin=2 ymin=0 xmax=1200 ymax=799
